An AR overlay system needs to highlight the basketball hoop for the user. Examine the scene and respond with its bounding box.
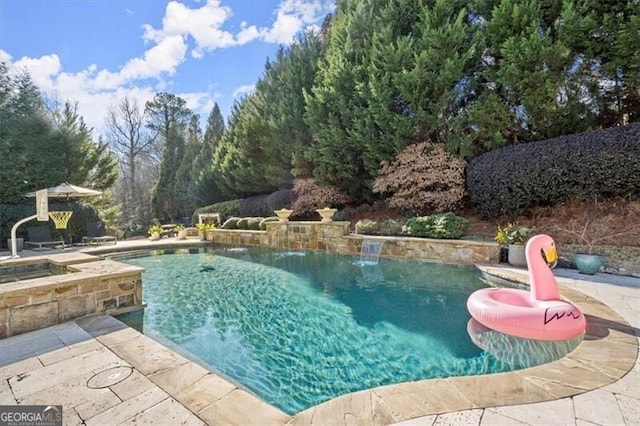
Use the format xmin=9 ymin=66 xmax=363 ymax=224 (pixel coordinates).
xmin=49 ymin=211 xmax=73 ymax=229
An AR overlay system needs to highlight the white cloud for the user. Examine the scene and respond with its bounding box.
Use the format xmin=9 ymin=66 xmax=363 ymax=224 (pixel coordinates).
xmin=2 ymin=53 xmax=194 ymax=136
xmin=146 ymin=0 xmax=334 ymax=57
xmin=0 ymin=49 xmax=13 ymax=63
xmin=2 ymin=0 xmax=334 ymax=136
xmin=232 ymin=84 xmax=255 ymax=98
xmin=262 ymin=0 xmax=332 ymax=43
xmin=182 ymin=90 xmax=221 ymax=114
xmin=263 ymin=10 xmax=303 ymax=43
xmin=282 ymin=0 xmax=327 ymax=22
xmin=236 ymin=22 xmax=261 ymax=45
xmin=146 ymin=0 xmax=237 ymax=59
xmin=12 ymin=54 xmax=62 ymax=90
xmin=122 ymin=35 xmax=188 ymax=80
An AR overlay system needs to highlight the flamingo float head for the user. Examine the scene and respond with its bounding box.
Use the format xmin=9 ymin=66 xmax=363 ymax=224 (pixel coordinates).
xmin=526 ymin=234 xmax=558 ymax=268
xmin=525 ymin=234 xmax=560 ymax=300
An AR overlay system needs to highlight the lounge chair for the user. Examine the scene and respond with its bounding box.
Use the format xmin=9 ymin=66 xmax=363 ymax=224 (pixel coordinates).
xmin=82 ymin=222 xmax=117 ymax=245
xmin=25 ymin=226 xmax=65 ymax=249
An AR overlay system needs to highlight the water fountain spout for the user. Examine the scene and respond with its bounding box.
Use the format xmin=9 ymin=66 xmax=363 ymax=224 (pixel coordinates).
xmin=360 ymin=239 xmax=384 ymax=265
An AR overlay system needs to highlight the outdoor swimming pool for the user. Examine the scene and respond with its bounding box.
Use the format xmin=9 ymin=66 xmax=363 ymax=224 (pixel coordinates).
xmin=115 ymin=247 xmax=581 ymax=414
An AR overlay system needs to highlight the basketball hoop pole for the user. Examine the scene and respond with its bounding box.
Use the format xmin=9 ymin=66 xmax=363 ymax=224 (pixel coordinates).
xmin=1 ymin=189 xmax=50 ymax=260
xmin=6 ymin=215 xmax=38 ymax=259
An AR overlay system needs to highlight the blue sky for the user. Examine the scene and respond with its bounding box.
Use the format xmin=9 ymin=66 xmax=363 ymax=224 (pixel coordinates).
xmin=0 ymin=0 xmax=334 ymax=136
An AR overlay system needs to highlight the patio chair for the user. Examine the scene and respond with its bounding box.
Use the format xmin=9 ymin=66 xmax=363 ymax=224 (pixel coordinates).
xmin=25 ymin=226 xmax=65 ymax=250
xmin=82 ymin=222 xmax=117 ymax=245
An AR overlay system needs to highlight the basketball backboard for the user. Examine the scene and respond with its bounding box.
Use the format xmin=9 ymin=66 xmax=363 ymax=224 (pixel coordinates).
xmin=36 ymin=189 xmax=49 ymax=221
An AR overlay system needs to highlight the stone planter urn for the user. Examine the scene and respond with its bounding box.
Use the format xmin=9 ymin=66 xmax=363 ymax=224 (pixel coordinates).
xmin=177 ymin=229 xmax=188 ymax=240
xmin=316 ymin=207 xmax=337 ymax=223
xmin=507 ymin=243 xmax=527 ymax=267
xmin=205 ymin=229 xmax=215 ymax=241
xmin=275 ymin=209 xmax=293 ymax=223
xmin=149 ymin=233 xmax=161 ymax=241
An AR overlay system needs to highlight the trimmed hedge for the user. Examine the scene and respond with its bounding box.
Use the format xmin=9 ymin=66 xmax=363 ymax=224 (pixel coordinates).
xmin=239 ymin=195 xmax=271 ymax=217
xmin=259 ymin=217 xmax=279 ymax=230
xmin=267 ymin=190 xmax=294 ymax=211
xmin=467 ymin=123 xmax=640 ymax=219
xmin=221 ymin=216 xmax=273 ymax=231
xmin=239 ymin=190 xmax=294 ymax=217
xmin=193 ymin=190 xmax=293 ymax=224
xmin=355 ymin=219 xmax=404 ymax=236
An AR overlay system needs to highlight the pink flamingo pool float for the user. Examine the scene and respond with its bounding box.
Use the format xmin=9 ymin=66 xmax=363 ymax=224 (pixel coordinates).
xmin=467 ymin=234 xmax=586 ymax=341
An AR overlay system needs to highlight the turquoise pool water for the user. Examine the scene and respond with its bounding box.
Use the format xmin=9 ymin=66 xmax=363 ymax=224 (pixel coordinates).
xmin=116 ymin=247 xmax=579 ymax=414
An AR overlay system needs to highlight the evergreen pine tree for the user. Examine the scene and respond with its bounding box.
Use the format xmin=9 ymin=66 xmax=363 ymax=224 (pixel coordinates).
xmin=145 ymin=92 xmax=191 ymax=219
xmin=194 ymin=103 xmax=226 ymax=205
xmin=212 ymin=32 xmax=322 ymax=197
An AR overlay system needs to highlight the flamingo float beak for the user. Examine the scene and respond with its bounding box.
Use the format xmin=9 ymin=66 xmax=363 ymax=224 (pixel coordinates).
xmin=542 ymin=244 xmax=558 ymax=268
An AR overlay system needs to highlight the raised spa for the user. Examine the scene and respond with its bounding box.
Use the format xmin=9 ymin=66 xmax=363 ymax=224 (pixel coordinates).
xmin=0 ymin=260 xmax=67 ymax=284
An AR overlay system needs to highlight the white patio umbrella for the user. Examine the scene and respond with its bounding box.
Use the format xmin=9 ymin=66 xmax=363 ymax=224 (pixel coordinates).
xmin=25 ymin=182 xmax=102 ymax=199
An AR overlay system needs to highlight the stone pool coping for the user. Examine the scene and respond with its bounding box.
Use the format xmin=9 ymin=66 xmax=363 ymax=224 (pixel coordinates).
xmin=1 ymin=247 xmax=638 ymax=424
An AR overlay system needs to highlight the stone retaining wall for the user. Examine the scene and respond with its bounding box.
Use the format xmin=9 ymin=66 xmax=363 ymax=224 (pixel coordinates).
xmin=212 ymin=221 xmax=499 ymax=265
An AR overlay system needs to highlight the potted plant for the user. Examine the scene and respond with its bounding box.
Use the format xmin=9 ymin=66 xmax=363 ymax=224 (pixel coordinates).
xmin=175 ymin=224 xmax=187 ymax=240
xmin=495 ymin=223 xmax=532 ymax=267
xmin=196 ymin=223 xmax=210 ymax=241
xmin=204 ymin=223 xmax=216 ymax=241
xmin=562 ymin=220 xmax=626 ymax=275
xmin=148 ymin=224 xmax=163 ymax=241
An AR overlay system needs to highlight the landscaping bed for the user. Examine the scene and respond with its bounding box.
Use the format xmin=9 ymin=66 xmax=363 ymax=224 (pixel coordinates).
xmin=347 ymin=197 xmax=640 ymax=275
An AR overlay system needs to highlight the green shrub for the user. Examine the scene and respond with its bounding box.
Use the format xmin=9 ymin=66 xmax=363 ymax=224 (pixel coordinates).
xmin=196 ymin=223 xmax=215 ymax=232
xmin=467 ymin=123 xmax=640 ymax=219
xmin=247 ymin=217 xmax=263 ymax=230
xmin=0 ymin=203 xmax=35 ymax=246
xmin=259 ymin=216 xmax=279 ymax=230
xmin=355 ymin=219 xmax=404 ymax=236
xmin=355 ymin=219 xmax=378 ymax=234
xmin=236 ymin=218 xmax=250 ymax=230
xmin=220 ymin=216 xmax=270 ymax=231
xmin=403 ymin=213 xmax=470 ymax=239
xmin=221 ymin=217 xmax=240 ymax=229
